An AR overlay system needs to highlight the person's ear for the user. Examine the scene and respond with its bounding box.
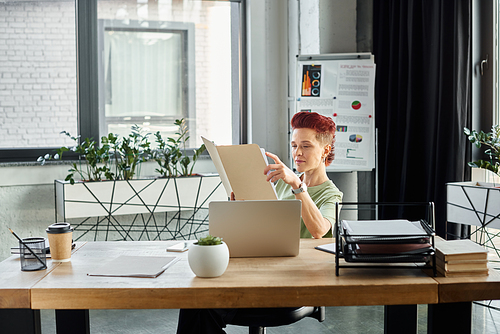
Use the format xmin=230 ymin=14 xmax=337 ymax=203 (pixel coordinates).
xmin=323 ymin=144 xmax=331 ymax=157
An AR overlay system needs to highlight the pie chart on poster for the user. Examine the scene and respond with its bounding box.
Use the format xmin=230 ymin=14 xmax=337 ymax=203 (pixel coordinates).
xmin=349 ymin=134 xmax=363 ymax=143
xmin=351 ymin=101 xmax=362 ymax=110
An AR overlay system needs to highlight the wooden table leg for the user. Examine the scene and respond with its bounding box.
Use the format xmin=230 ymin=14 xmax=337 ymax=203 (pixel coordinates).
xmin=55 ymin=309 xmax=90 ymax=334
xmin=0 ymin=309 xmax=41 ymax=334
xmin=384 ymin=304 xmax=417 ymax=334
xmin=427 ymin=302 xmax=472 ymax=334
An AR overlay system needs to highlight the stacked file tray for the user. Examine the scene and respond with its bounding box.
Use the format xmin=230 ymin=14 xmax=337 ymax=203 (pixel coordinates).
xmin=334 ymin=202 xmax=437 ymax=276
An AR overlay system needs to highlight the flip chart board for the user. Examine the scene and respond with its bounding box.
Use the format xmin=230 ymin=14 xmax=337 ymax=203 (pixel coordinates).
xmin=295 ymin=53 xmax=376 ymax=171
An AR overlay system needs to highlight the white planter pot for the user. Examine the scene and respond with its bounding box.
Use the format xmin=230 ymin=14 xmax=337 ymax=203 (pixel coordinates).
xmin=188 ymin=242 xmax=229 ymax=278
xmin=447 ymin=181 xmax=500 ymax=228
xmin=53 ymin=175 xmax=227 ymax=241
xmin=55 ymin=176 xmax=227 ymax=219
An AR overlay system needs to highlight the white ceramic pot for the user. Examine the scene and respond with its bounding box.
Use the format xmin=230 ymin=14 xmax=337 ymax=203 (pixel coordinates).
xmin=188 ymin=242 xmax=230 ymax=278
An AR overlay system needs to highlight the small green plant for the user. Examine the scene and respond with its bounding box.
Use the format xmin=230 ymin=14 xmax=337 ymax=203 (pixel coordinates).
xmin=197 ymin=235 xmax=223 ymax=245
xmin=38 ymin=131 xmax=115 ymax=184
xmin=38 ymin=120 xmax=205 ymax=182
xmin=154 ymin=118 xmax=206 ymax=177
xmin=38 ymin=126 xmax=150 ymax=183
xmin=153 ymin=131 xmax=181 ymax=178
xmin=111 ymin=124 xmax=152 ymax=180
xmin=464 ymin=125 xmax=500 ymax=178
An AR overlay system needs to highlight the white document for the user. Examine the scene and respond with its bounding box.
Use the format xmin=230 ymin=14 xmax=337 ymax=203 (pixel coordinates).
xmin=87 ymin=255 xmax=179 ymax=278
xmin=341 ymin=219 xmax=426 ymax=236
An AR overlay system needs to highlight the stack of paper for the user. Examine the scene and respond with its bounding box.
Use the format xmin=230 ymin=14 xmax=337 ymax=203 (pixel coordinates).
xmin=339 ymin=219 xmax=435 ymax=263
xmin=342 ymin=219 xmax=428 ymax=236
xmin=435 ymin=237 xmax=488 ymax=277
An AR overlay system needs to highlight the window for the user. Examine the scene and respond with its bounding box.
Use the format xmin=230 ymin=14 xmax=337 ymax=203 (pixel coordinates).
xmin=0 ymin=0 xmax=244 ymax=162
xmin=98 ymin=20 xmax=195 ymax=142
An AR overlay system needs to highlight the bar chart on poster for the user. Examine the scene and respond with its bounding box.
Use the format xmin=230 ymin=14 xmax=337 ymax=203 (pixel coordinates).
xmin=295 ymin=53 xmax=376 ymax=172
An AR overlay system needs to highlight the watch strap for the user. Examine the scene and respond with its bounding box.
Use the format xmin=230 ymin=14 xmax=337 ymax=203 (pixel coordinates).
xmin=291 ymin=182 xmax=306 ymax=195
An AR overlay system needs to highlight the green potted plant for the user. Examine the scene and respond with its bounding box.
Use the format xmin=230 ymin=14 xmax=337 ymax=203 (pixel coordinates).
xmin=188 ymin=235 xmax=229 ymax=278
xmin=153 ymin=118 xmax=206 ymax=178
xmin=464 ymin=125 xmax=500 ymax=179
xmin=38 ymin=127 xmax=150 ymax=183
xmin=39 ymin=119 xmax=208 ymax=182
xmin=446 ymin=125 xmax=500 ymax=230
xmin=37 ymin=131 xmax=116 ymax=184
xmin=39 ymin=120 xmax=226 ymax=242
xmin=110 ymin=124 xmax=152 ymax=181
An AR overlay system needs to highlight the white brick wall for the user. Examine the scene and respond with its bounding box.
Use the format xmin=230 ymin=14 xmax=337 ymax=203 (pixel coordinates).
xmin=0 ymin=1 xmax=77 ymax=148
xmin=0 ymin=0 xmax=232 ymax=150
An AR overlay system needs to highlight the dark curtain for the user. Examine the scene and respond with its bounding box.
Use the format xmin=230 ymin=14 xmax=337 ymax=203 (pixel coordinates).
xmin=373 ymin=0 xmax=472 ymax=238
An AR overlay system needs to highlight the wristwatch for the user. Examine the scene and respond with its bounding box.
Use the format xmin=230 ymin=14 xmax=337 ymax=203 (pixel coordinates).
xmin=291 ymin=182 xmax=307 ymax=195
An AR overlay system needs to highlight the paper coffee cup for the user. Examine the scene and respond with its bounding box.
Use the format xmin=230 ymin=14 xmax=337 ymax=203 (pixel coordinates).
xmin=46 ymin=222 xmax=73 ymax=262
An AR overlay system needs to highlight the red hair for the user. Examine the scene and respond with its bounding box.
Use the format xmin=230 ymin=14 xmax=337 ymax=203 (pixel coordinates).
xmin=291 ymin=111 xmax=336 ymax=166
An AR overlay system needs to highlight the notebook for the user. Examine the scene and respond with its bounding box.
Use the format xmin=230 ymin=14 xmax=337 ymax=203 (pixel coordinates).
xmin=87 ymin=255 xmax=179 ymax=278
xmin=209 ymin=200 xmax=301 ymax=257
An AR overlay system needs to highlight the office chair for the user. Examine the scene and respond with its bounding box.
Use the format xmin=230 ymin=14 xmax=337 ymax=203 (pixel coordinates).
xmin=228 ymin=306 xmax=325 ymax=334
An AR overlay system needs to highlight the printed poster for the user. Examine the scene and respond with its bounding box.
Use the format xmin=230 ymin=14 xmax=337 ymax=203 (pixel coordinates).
xmin=296 ymin=56 xmax=376 ymax=171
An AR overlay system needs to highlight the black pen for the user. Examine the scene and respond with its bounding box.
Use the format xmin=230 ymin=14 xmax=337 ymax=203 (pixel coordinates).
xmin=8 ymin=228 xmax=47 ymax=269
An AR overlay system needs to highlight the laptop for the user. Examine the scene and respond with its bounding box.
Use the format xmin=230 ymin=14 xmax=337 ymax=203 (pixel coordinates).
xmin=209 ymin=200 xmax=302 ymax=257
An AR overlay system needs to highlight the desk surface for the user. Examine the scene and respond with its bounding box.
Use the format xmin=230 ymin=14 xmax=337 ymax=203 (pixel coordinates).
xmin=0 ymin=256 xmax=53 ymax=308
xmin=29 ymin=239 xmax=439 ymax=310
xmin=0 ymin=243 xmax=84 ymax=309
xmin=2 ymin=239 xmax=500 ymax=311
xmin=433 ymin=267 xmax=500 ymax=303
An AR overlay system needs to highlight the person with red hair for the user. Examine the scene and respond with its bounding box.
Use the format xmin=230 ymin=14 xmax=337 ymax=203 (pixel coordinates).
xmin=176 ymin=112 xmax=342 ymax=334
xmin=264 ymin=111 xmax=343 ymax=238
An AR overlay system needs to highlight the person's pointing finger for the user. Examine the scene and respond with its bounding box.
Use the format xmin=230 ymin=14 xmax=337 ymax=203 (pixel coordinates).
xmin=265 ymin=151 xmax=281 ymax=164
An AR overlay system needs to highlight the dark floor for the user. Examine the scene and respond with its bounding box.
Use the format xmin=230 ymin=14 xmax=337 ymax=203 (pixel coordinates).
xmin=39 ymin=302 xmax=500 ymax=333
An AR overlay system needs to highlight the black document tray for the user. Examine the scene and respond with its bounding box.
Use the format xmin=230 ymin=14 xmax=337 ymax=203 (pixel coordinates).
xmin=343 ymin=243 xmax=434 ymax=263
xmin=334 ymin=202 xmax=437 ymax=277
xmin=342 ymin=219 xmax=434 ymax=244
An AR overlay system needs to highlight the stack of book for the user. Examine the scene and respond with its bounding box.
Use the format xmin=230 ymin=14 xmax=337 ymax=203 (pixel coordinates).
xmin=435 ymin=237 xmax=489 ymax=277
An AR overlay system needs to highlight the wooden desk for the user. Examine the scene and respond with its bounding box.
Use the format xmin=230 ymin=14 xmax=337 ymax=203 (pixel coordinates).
xmin=0 ymin=250 xmax=61 ymax=334
xmin=426 ymin=266 xmax=500 ymax=333
xmin=25 ymin=239 xmax=437 ymax=333
xmin=434 ymin=267 xmax=500 ymax=303
xmin=2 ymin=239 xmax=500 ymax=334
xmin=30 ymin=239 xmax=438 ymax=310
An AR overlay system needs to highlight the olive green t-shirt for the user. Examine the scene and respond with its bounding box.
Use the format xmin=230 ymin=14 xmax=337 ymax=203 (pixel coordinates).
xmin=275 ymin=178 xmax=343 ymax=238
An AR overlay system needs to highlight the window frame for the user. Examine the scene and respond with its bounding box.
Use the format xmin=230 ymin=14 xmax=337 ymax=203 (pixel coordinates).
xmin=97 ymin=19 xmax=196 ymax=138
xmin=0 ymin=0 xmax=246 ymax=163
xmin=495 ymin=0 xmax=500 ymax=126
xmin=472 ymin=0 xmax=495 ymax=132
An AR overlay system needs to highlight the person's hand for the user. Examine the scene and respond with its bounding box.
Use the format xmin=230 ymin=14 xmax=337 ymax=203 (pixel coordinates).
xmin=264 ymin=152 xmax=301 ymax=189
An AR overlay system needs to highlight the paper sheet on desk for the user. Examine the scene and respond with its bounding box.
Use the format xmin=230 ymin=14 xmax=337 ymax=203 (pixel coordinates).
xmin=315 ymin=243 xmax=336 ymax=254
xmin=87 ymin=255 xmax=179 ymax=278
xmin=341 ymin=220 xmax=426 ymax=236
